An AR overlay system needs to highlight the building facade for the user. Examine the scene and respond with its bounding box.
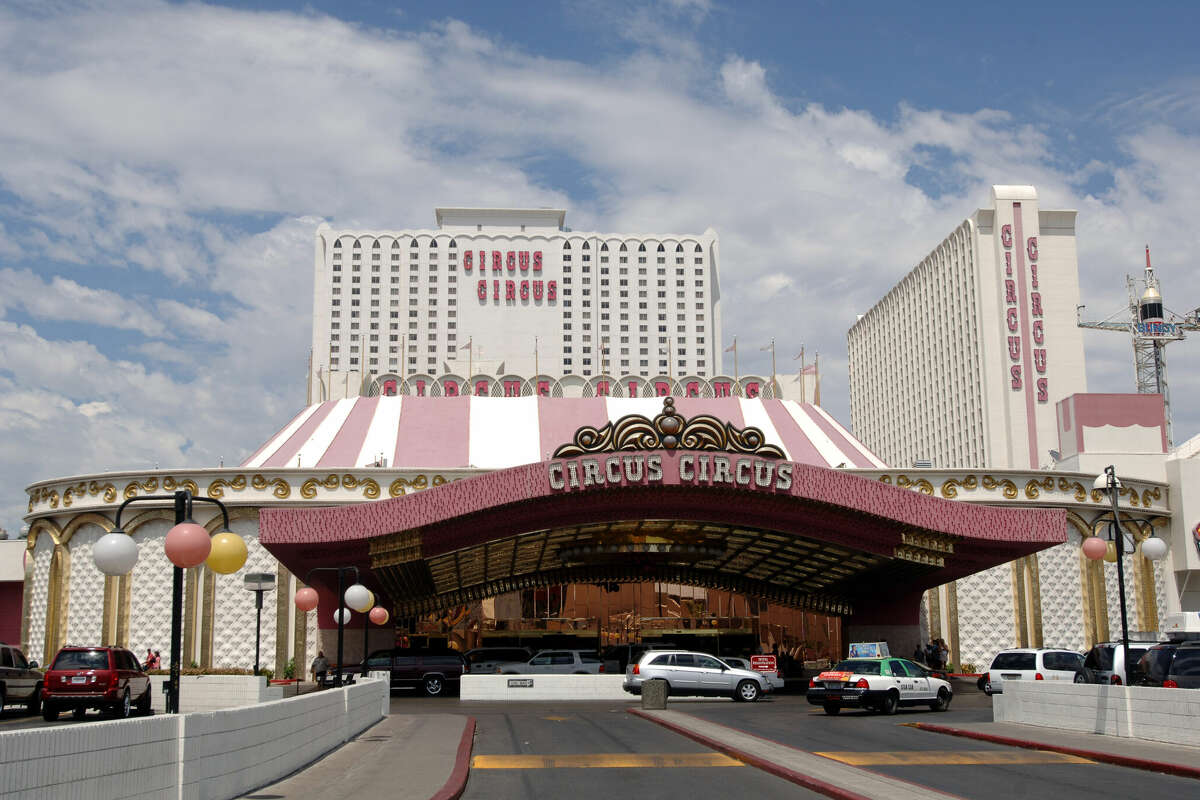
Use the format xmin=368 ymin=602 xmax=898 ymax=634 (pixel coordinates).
xmin=310 ymin=208 xmax=723 ymax=402
xmin=848 ymin=185 xmax=1088 ymax=470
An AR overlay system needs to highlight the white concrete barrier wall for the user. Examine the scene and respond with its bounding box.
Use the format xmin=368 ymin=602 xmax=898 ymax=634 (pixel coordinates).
xmin=0 ymin=678 xmax=388 ymax=800
xmin=149 ymin=675 xmax=290 ymax=713
xmin=461 ymin=674 xmax=633 ymax=701
xmin=994 ymin=681 xmax=1200 ymax=746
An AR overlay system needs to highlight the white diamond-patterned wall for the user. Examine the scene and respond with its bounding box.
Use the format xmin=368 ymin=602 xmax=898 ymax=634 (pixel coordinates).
xmin=66 ymin=526 xmax=105 ymax=647
xmin=213 ymin=525 xmax=278 ymax=669
xmin=954 ymin=561 xmax=1016 ymax=668
xmin=27 ymin=535 xmax=53 ymax=660
xmin=1101 ymin=551 xmax=1163 ymax=638
xmin=127 ymin=521 xmax=176 ymax=663
xmin=1037 ymin=535 xmax=1086 ymax=651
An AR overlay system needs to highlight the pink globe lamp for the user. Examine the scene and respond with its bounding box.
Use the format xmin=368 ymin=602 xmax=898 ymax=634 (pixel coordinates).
xmin=164 ymin=522 xmax=211 ymax=568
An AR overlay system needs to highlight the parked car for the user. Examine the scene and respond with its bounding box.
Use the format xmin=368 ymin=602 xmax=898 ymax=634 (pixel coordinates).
xmin=1135 ymin=641 xmax=1200 ymax=689
xmin=362 ymin=648 xmax=468 ymax=696
xmin=721 ymin=656 xmax=785 ymax=691
xmin=1081 ymin=640 xmax=1158 ymax=685
xmin=0 ymin=642 xmax=42 ymax=714
xmin=623 ymin=650 xmax=770 ymax=701
xmin=982 ymin=648 xmax=1086 ymax=695
xmin=40 ymin=646 xmax=151 ymax=720
xmin=806 ymin=657 xmax=952 ymax=715
xmin=464 ymin=646 xmax=533 ymax=674
xmin=600 ymin=642 xmax=675 ymax=673
xmin=494 ymin=649 xmax=605 ymax=674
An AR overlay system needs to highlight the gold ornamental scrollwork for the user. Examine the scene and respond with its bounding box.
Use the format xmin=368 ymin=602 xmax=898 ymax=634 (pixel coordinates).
xmin=207 ymin=474 xmax=247 ymax=499
xmin=1024 ymin=477 xmax=1055 ymax=500
xmin=981 ymin=475 xmax=1018 ymax=499
xmin=161 ymin=477 xmax=199 ymax=495
xmin=62 ymin=482 xmax=88 ymax=508
xmin=939 ymin=475 xmax=978 ymax=499
xmin=251 ymin=474 xmax=291 ymax=499
xmin=300 ymin=474 xmax=341 ymax=500
xmin=123 ymin=477 xmax=159 ymax=500
xmin=895 ymin=475 xmax=934 ymax=496
xmin=877 ymin=475 xmax=893 ymax=485
xmin=390 ymin=475 xmax=429 ymax=497
xmin=553 ymin=396 xmax=785 ymax=459
xmin=341 ymin=474 xmax=381 ymax=500
xmin=1142 ymin=487 xmax=1161 ymax=507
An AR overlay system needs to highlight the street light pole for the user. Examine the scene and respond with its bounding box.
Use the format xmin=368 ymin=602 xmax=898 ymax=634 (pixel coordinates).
xmin=92 ymin=489 xmax=246 ymax=714
xmin=243 ymin=573 xmax=276 ymax=676
xmin=1104 ymin=466 xmax=1133 ymax=686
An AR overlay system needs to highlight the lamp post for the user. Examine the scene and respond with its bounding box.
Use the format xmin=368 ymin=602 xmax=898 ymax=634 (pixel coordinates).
xmin=1082 ymin=466 xmax=1169 ymax=683
xmin=91 ymin=490 xmax=247 ymax=713
xmin=293 ymin=567 xmax=379 ymax=688
xmin=243 ymin=573 xmax=276 ymax=676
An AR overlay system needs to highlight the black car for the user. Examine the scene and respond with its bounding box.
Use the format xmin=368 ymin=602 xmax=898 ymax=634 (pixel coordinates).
xmin=1136 ymin=641 xmax=1200 ymax=689
xmin=363 ymin=648 xmax=468 ymax=696
xmin=0 ymin=642 xmax=42 ymax=714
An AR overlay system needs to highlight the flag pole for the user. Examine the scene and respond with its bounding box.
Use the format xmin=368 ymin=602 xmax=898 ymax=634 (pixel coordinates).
xmin=799 ymin=346 xmax=806 ymax=404
xmin=814 ymin=352 xmax=821 ymax=406
xmin=733 ymin=336 xmax=738 ymax=382
xmin=770 ymin=338 xmax=777 ymax=393
xmin=534 ymin=336 xmax=539 ymax=376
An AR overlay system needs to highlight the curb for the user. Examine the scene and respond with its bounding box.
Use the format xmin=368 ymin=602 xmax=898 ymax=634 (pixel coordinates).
xmin=627 ymin=708 xmax=871 ymax=800
xmin=908 ymin=722 xmax=1200 ymax=781
xmin=429 ymin=716 xmax=477 ymax=800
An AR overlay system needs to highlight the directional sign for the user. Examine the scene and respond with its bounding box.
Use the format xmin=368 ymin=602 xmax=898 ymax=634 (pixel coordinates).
xmin=750 ymin=655 xmax=777 ymax=673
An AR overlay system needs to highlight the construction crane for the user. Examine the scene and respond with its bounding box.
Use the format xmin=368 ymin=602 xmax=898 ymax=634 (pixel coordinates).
xmin=1077 ymin=246 xmax=1200 ymax=446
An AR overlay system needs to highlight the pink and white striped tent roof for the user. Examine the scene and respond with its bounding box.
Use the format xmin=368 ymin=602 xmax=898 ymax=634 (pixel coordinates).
xmin=242 ymin=396 xmax=887 ymax=471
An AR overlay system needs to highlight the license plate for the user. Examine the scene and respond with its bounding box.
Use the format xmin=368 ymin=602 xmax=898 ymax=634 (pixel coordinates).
xmin=71 ymin=676 xmax=87 ymax=684
xmin=842 ymin=694 xmax=858 ymax=701
xmin=1001 ymin=673 xmax=1021 ymax=679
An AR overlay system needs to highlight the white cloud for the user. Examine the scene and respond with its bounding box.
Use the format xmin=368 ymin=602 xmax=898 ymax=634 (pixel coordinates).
xmin=0 ymin=1 xmax=1199 ymax=533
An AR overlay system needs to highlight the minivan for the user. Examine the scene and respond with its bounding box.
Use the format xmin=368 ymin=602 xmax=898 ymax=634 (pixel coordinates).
xmin=983 ymin=648 xmax=1086 ymax=695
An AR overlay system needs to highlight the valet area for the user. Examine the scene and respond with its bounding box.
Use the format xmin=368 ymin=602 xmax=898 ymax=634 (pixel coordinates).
xmin=16 ymin=375 xmax=1197 ymax=676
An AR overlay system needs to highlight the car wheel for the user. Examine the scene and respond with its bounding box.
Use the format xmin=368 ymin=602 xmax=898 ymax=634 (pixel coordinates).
xmin=929 ymin=688 xmax=951 ymax=712
xmin=823 ymin=702 xmax=841 ymax=715
xmin=735 ymin=680 xmax=760 ymax=702
xmin=1073 ymin=672 xmax=1087 ymax=684
xmin=117 ymin=689 xmax=132 ymax=719
xmin=28 ymin=684 xmax=42 ymax=714
xmin=42 ymin=703 xmax=59 ymax=722
xmin=880 ymin=690 xmax=899 ymax=715
xmin=422 ymin=675 xmax=444 ymax=697
xmin=983 ymin=681 xmax=994 ymax=696
xmin=136 ymin=685 xmax=152 ymax=715
xmin=72 ymin=706 xmax=87 ymax=720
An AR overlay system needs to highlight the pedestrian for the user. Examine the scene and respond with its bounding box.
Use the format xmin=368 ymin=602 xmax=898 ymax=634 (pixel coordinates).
xmin=144 ymin=649 xmax=158 ymax=669
xmin=311 ymin=650 xmax=329 ymax=687
xmin=912 ymin=644 xmax=924 ymax=663
xmin=937 ymin=639 xmax=950 ymax=672
xmin=926 ymin=640 xmax=941 ymax=670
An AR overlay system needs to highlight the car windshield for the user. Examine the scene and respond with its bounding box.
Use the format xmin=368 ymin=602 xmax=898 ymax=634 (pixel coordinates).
xmin=834 ymin=660 xmax=881 ymax=675
xmin=1139 ymin=647 xmax=1175 ymax=682
xmin=990 ymin=652 xmax=1036 ymax=671
xmin=53 ymin=650 xmax=108 ymax=670
xmin=1084 ymin=645 xmax=1113 ymax=671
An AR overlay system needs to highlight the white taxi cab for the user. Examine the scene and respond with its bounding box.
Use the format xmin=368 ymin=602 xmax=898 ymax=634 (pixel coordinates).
xmin=805 ymin=656 xmax=953 ymax=715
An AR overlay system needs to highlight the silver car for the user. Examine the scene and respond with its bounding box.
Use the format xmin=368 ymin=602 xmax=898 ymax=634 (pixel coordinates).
xmin=623 ymin=650 xmax=770 ymax=701
xmin=493 ymin=649 xmax=605 ymax=674
xmin=722 ymin=656 xmax=785 ymax=691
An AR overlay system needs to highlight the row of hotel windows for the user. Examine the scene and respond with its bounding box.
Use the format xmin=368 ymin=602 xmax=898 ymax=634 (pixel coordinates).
xmin=332 ymin=238 xmax=707 ymax=253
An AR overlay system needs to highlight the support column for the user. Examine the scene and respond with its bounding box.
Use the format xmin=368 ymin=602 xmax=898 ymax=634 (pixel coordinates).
xmin=844 ymin=588 xmax=925 ymax=661
xmin=275 ymin=564 xmax=292 ymax=677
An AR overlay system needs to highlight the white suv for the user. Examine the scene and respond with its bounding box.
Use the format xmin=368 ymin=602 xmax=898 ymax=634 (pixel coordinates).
xmin=493 ymin=649 xmax=604 ymax=674
xmin=623 ymin=650 xmax=770 ymax=701
xmin=983 ymin=648 xmax=1086 ymax=695
xmin=1081 ymin=641 xmax=1158 ymax=685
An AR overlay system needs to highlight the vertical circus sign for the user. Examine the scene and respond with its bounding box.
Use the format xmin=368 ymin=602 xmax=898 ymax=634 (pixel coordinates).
xmin=1001 ymin=221 xmax=1048 ymax=403
xmin=464 ymin=249 xmax=556 ymax=306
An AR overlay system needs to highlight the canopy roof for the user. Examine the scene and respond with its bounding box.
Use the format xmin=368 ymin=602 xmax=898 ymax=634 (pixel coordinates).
xmin=243 ymin=396 xmax=887 ymax=471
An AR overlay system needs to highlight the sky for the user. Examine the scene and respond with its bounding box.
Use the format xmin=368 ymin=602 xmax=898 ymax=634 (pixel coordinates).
xmin=1 ymin=0 xmax=1199 ymax=536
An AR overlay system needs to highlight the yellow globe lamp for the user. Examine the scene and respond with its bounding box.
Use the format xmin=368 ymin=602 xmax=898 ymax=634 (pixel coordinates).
xmin=206 ymin=531 xmax=248 ymax=574
xmin=1103 ymin=540 xmax=1118 ymax=563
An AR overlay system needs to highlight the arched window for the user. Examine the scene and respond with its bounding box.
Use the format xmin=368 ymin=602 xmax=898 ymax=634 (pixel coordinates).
xmin=600 ymin=243 xmax=609 ymax=251
xmin=372 ymin=240 xmax=380 ymax=249
xmin=694 ymin=244 xmax=702 ymax=253
xmin=333 ymin=239 xmax=342 ymax=249
xmin=429 ymin=239 xmax=437 ymax=247
xmin=449 ymin=239 xmax=457 ymax=248
xmin=638 ymin=243 xmax=646 ymax=252
xmin=411 ymin=239 xmax=419 ymax=248
xmin=619 ymin=243 xmax=628 ymax=252
xmin=392 ymin=239 xmax=400 ymax=248
xmin=676 ymin=243 xmax=684 ymax=252
xmin=353 ymin=240 xmax=361 ymax=249
xmin=657 ymin=243 xmax=665 ymax=252
xmin=582 ymin=241 xmax=590 ymax=250
xmin=563 ymin=241 xmax=571 ymax=250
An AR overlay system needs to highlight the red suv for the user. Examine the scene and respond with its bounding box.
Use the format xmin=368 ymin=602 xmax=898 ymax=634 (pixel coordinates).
xmin=41 ymin=646 xmax=152 ymax=720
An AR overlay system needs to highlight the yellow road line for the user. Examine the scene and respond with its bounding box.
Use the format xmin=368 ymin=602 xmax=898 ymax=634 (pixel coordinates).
xmin=472 ymin=753 xmax=744 ymax=769
xmin=815 ymin=750 xmax=1094 ymax=766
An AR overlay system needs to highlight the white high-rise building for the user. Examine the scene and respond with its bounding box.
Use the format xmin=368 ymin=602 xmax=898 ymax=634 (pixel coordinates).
xmin=310 ymin=208 xmax=723 ymax=401
xmin=847 ymin=186 xmax=1088 ymax=469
